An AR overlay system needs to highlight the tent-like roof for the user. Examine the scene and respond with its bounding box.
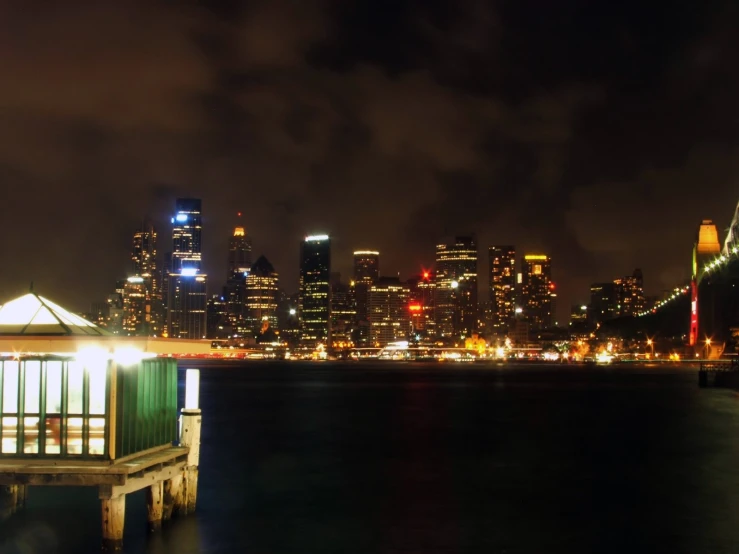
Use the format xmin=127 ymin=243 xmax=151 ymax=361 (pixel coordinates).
xmin=0 ymin=293 xmax=111 ymax=336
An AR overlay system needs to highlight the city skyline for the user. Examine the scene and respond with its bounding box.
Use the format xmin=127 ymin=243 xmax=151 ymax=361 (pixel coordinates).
xmin=1 ymin=2 xmax=738 ymax=320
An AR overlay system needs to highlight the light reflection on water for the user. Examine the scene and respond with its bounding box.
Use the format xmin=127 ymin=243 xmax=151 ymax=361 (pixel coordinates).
xmin=2 ymin=363 xmax=739 ymax=553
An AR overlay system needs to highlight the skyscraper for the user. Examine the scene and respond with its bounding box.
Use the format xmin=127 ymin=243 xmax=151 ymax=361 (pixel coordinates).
xmin=407 ymin=270 xmax=436 ymax=339
xmin=244 ymin=255 xmax=280 ymax=336
xmin=488 ymin=245 xmax=516 ymax=333
xmin=435 ymin=236 xmax=478 ymax=338
xmin=520 ymin=254 xmax=553 ymax=330
xmin=589 ymin=282 xmax=618 ymax=324
xmin=368 ymin=277 xmax=410 ymax=346
xmin=614 ymin=268 xmax=645 ymax=317
xmin=167 ymin=198 xmax=207 ymax=339
xmin=330 ymin=279 xmax=356 ymax=349
xmin=225 ymin=219 xmax=253 ymax=333
xmin=353 ymin=250 xmax=379 ymax=346
xmin=171 ymin=198 xmax=202 ymax=273
xmin=122 ymin=276 xmax=149 ymax=336
xmin=299 ymin=235 xmax=331 ymax=348
xmin=130 ymin=218 xmax=159 ymax=335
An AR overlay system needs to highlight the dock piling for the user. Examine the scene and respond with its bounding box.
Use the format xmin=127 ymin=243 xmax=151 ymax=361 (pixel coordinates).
xmin=101 ymin=495 xmax=126 ymax=551
xmin=146 ymin=481 xmax=164 ymax=531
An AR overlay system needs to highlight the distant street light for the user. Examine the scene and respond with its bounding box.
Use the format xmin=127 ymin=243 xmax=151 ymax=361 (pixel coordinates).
xmin=705 ymin=337 xmax=712 ymax=360
xmin=647 ymin=338 xmax=654 ymax=357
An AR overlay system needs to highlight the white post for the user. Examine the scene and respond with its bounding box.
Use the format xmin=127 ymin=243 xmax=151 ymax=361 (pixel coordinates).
xmin=179 ymin=369 xmax=201 ymax=514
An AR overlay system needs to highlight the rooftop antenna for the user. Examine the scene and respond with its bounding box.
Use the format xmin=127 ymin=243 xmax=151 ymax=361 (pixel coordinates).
xmin=29 ymin=281 xmax=34 ymax=293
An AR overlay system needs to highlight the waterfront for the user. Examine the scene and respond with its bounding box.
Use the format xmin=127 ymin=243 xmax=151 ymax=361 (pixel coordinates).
xmin=3 ymin=362 xmax=739 ymax=553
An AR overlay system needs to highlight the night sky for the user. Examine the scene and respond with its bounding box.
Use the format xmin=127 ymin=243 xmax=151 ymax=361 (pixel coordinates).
xmin=1 ymin=1 xmax=738 ymax=320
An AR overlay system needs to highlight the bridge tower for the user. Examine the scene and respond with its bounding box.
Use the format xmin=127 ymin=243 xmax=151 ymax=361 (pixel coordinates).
xmin=691 ymin=220 xmax=721 ymax=346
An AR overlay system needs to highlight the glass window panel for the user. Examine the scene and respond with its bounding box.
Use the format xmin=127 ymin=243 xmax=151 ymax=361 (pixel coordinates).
xmin=23 ymin=417 xmax=39 ymax=454
xmin=45 ymin=416 xmax=61 ymax=454
xmin=46 ymin=361 xmax=63 ymax=413
xmin=67 ymin=417 xmax=83 ymax=454
xmin=2 ymin=417 xmax=17 ymax=453
xmin=2 ymin=362 xmax=19 ymax=413
xmin=88 ymin=367 xmax=106 ymax=415
xmin=67 ymin=363 xmax=84 ymax=414
xmin=24 ymin=361 xmax=41 ymax=414
xmin=88 ymin=418 xmax=106 ymax=455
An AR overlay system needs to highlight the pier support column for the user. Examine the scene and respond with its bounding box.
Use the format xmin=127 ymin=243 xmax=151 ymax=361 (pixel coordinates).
xmin=179 ymin=407 xmax=202 ymax=515
xmin=15 ymin=485 xmax=27 ymax=511
xmin=146 ymin=482 xmax=164 ymax=531
xmin=162 ymin=478 xmax=176 ymax=521
xmin=0 ymin=485 xmax=18 ymax=519
xmin=101 ymin=495 xmax=126 ymax=551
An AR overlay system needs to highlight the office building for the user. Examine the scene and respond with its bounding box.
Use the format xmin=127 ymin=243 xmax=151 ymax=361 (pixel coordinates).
xmin=167 ymin=198 xmax=207 ymax=339
xmin=407 ymin=271 xmax=436 ymax=339
xmin=353 ymin=250 xmax=379 ymax=346
xmin=589 ymin=282 xmax=618 ymax=324
xmin=368 ymin=277 xmax=411 ymax=346
xmin=225 ymin=221 xmax=252 ymax=332
xmin=299 ymin=235 xmax=331 ymax=347
xmin=171 ymin=198 xmax=202 ymax=273
xmin=614 ymin=268 xmax=645 ymax=317
xmin=245 ymin=255 xmax=280 ymax=335
xmin=330 ymin=279 xmax=356 ymax=349
xmin=488 ymin=245 xmax=516 ymax=333
xmin=520 ymin=254 xmax=553 ymax=330
xmin=435 ymin=236 xmax=478 ymax=338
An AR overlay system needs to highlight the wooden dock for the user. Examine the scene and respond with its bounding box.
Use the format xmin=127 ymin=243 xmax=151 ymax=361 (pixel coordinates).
xmin=698 ymin=359 xmax=739 ymax=387
xmin=0 ymin=427 xmax=200 ymax=550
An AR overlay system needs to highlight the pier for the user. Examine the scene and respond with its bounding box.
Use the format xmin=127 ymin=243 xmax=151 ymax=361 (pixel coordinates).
xmin=0 ymin=292 xmax=209 ymax=550
xmin=698 ymin=358 xmax=739 ymax=387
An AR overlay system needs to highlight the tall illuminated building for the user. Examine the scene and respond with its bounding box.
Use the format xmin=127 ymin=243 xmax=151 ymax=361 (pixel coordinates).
xmin=614 ymin=268 xmax=645 ymax=317
xmin=589 ymin=282 xmax=618 ymax=324
xmin=520 ymin=254 xmax=553 ymax=330
xmin=167 ymin=198 xmax=207 ymax=339
xmin=407 ymin=271 xmax=436 ymax=339
xmin=228 ymin=214 xmax=253 ymax=275
xmin=122 ymin=276 xmax=149 ymax=336
xmin=353 ymin=250 xmax=379 ymax=346
xmin=244 ymin=255 xmax=280 ymax=335
xmin=130 ymin=218 xmax=159 ymax=335
xmin=132 ymin=218 xmax=158 ymax=284
xmin=435 ymin=236 xmax=478 ymax=338
xmin=225 ymin=217 xmax=253 ymax=332
xmin=488 ymin=246 xmax=516 ymax=333
xmin=299 ymin=235 xmax=331 ymax=347
xmin=331 ymin=277 xmax=356 ymax=349
xmin=171 ymin=198 xmax=202 ymax=273
xmin=368 ymin=277 xmax=410 ymax=346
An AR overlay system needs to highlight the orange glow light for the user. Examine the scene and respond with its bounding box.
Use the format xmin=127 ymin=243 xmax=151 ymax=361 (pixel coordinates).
xmin=409 ymin=303 xmax=422 ymax=312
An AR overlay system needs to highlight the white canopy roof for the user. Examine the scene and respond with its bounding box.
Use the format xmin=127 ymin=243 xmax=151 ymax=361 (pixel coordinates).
xmin=0 ymin=293 xmax=110 ymax=336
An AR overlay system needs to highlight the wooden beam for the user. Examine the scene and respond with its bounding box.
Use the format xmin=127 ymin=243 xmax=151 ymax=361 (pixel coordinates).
xmin=98 ymin=461 xmax=185 ymax=499
xmin=0 ymin=472 xmax=124 ymax=487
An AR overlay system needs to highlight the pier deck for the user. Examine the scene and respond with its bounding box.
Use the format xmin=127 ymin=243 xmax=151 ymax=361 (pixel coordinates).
xmin=0 ymin=445 xmax=188 ymax=495
xmin=699 ymin=359 xmax=739 ymax=387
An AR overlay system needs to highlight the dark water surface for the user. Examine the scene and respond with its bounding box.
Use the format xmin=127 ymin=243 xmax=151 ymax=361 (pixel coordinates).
xmin=3 ymin=362 xmax=739 ymax=553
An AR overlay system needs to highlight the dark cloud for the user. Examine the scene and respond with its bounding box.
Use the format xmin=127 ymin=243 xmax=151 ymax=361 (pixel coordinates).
xmin=0 ymin=0 xmax=738 ymax=322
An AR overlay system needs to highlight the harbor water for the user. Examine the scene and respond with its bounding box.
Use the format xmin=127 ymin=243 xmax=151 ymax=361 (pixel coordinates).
xmin=2 ymin=362 xmax=739 ymax=553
